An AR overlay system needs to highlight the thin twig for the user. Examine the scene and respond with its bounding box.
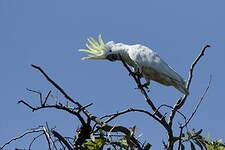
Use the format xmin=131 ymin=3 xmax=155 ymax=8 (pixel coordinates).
xmin=18 ymin=100 xmax=87 ymax=127
xmin=30 ymin=65 xmax=90 ymax=127
xmin=101 ymin=108 xmax=161 ymax=124
xmin=0 ymin=127 xmax=44 ymax=149
xmin=183 ymin=75 xmax=212 ymax=128
xmin=46 ymin=123 xmax=58 ymax=150
xmin=43 ymin=127 xmax=53 ymax=150
xmin=31 ymin=64 xmax=80 ymax=107
xmin=177 ymin=124 xmax=184 ymax=150
xmin=177 ymin=70 xmax=212 ymax=150
xmin=26 ymin=88 xmax=43 ymax=105
xmin=153 ymin=104 xmax=187 ymax=123
xmin=43 ymin=90 xmax=52 ymax=106
xmin=28 ymin=133 xmax=44 ymax=150
xmin=168 ymin=45 xmax=211 ymax=127
xmin=78 ymin=103 xmax=93 ymax=113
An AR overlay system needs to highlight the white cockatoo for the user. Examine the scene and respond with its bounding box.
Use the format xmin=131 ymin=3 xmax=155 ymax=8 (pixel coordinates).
xmin=79 ymin=35 xmax=189 ymax=95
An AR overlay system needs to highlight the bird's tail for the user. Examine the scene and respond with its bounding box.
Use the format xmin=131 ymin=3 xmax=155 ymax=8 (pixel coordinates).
xmin=174 ymin=83 xmax=189 ymax=95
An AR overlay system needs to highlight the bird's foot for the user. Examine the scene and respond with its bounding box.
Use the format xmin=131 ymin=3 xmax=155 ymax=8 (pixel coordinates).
xmin=129 ymin=71 xmax=142 ymax=79
xmin=141 ymin=82 xmax=150 ymax=92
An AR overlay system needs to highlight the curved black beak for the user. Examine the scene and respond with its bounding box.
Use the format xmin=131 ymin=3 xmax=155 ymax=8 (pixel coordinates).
xmin=106 ymin=54 xmax=119 ymax=62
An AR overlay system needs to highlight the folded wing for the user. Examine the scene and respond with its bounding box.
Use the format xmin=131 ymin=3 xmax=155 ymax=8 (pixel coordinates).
xmin=128 ymin=45 xmax=189 ymax=95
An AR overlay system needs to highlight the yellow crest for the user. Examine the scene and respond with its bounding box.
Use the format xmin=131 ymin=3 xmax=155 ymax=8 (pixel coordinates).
xmin=79 ymin=35 xmax=105 ymax=60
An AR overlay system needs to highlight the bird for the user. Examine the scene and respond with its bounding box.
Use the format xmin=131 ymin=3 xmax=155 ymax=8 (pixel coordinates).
xmin=79 ymin=35 xmax=189 ymax=95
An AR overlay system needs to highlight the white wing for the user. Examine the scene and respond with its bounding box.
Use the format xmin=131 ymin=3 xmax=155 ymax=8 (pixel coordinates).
xmin=127 ymin=44 xmax=188 ymax=94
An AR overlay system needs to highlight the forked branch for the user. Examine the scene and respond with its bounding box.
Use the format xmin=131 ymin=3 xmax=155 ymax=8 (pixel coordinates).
xmin=17 ymin=65 xmax=142 ymax=149
xmin=168 ymin=45 xmax=211 ymax=127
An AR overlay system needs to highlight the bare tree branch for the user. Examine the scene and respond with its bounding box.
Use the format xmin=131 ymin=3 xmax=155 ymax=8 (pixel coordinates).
xmin=28 ymin=133 xmax=44 ymax=150
xmin=0 ymin=127 xmax=44 ymax=150
xmin=18 ymin=100 xmax=87 ymax=126
xmin=45 ymin=123 xmax=58 ymax=150
xmin=177 ymin=124 xmax=184 ymax=150
xmin=183 ymin=75 xmax=212 ymax=128
xmin=31 ymin=64 xmax=81 ymax=107
xmin=42 ymin=126 xmax=55 ymax=150
xmin=177 ymin=75 xmax=212 ymax=149
xmin=101 ymin=108 xmax=161 ymax=124
xmin=18 ymin=65 xmax=143 ymax=149
xmin=26 ymin=88 xmax=43 ymax=104
xmin=153 ymin=104 xmax=187 ymax=123
xmin=43 ymin=90 xmax=52 ymax=106
xmin=174 ymin=46 xmax=211 ymax=150
xmin=51 ymin=130 xmax=73 ymax=150
xmin=168 ymin=45 xmax=211 ymax=127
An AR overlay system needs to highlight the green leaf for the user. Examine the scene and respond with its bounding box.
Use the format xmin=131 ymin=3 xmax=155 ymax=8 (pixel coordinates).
xmin=118 ymin=138 xmax=128 ymax=149
xmin=84 ymin=138 xmax=105 ymax=150
xmin=193 ymin=129 xmax=203 ymax=137
xmin=181 ymin=144 xmax=185 ymax=150
xmin=206 ymin=141 xmax=225 ymax=150
xmin=190 ymin=141 xmax=196 ymax=150
xmin=187 ymin=131 xmax=193 ymax=138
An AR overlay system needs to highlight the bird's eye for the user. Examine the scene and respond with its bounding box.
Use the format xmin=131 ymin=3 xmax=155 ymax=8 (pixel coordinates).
xmin=109 ymin=50 xmax=112 ymax=52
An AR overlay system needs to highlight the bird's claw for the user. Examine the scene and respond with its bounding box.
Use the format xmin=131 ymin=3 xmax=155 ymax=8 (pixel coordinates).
xmin=141 ymin=83 xmax=150 ymax=91
xmin=129 ymin=71 xmax=142 ymax=79
xmin=129 ymin=72 xmax=135 ymax=76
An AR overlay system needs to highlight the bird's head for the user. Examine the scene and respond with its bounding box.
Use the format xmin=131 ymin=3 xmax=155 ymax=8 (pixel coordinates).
xmin=79 ymin=35 xmax=120 ymax=61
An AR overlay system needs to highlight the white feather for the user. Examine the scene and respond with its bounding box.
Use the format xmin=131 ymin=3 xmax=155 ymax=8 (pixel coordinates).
xmin=126 ymin=44 xmax=188 ymax=95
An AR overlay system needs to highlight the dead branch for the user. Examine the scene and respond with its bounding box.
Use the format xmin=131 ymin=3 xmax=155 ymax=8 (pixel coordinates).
xmin=1 ymin=127 xmax=44 ymax=150
xmin=167 ymin=44 xmax=211 ymax=150
xmin=153 ymin=104 xmax=187 ymax=123
xmin=183 ymin=75 xmax=211 ymax=128
xmin=43 ymin=90 xmax=52 ymax=106
xmin=168 ymin=45 xmax=211 ymax=127
xmin=28 ymin=133 xmax=44 ymax=150
xmin=177 ymin=75 xmax=212 ymax=150
xmin=17 ymin=65 xmax=143 ymax=149
xmin=101 ymin=108 xmax=161 ymax=124
xmin=31 ymin=64 xmax=81 ymax=107
xmin=51 ymin=130 xmax=73 ymax=150
xmin=18 ymin=100 xmax=86 ymax=126
xmin=42 ymin=126 xmax=54 ymax=150
xmin=45 ymin=123 xmax=58 ymax=150
xmin=26 ymin=88 xmax=43 ymax=104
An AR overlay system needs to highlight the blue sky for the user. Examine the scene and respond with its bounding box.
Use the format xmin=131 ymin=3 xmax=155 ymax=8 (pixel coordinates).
xmin=0 ymin=0 xmax=224 ymax=149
